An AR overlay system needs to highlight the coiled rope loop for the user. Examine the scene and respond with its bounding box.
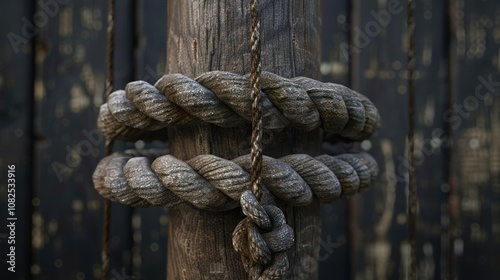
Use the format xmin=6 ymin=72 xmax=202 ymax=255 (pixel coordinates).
xmin=97 ymin=71 xmax=381 ymax=143
xmin=93 ymin=150 xmax=378 ymax=211
xmin=93 ymin=149 xmax=378 ymax=279
xmin=233 ymin=192 xmax=293 ymax=279
xmin=97 ymin=0 xmax=381 ymax=278
xmin=93 ymin=70 xmax=382 ymax=278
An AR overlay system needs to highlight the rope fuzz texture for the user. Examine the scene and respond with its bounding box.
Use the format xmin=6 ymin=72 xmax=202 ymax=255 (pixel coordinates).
xmin=95 ymin=1 xmax=382 ymax=278
xmin=97 ymin=72 xmax=381 ymax=143
xmin=93 ymin=150 xmax=377 ymax=211
xmin=94 ymin=35 xmax=381 ymax=278
xmin=93 ymin=149 xmax=378 ymax=278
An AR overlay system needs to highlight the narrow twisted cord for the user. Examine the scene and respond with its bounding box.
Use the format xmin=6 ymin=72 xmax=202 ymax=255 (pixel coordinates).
xmin=250 ymin=0 xmax=263 ymax=202
xmin=102 ymin=0 xmax=115 ymax=279
xmin=407 ymin=0 xmax=417 ymax=279
xmin=248 ymin=3 xmax=279 ymax=276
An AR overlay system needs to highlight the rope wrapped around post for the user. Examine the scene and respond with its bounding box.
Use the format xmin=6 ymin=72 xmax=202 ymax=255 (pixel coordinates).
xmin=93 ymin=149 xmax=379 ymax=278
xmin=93 ymin=150 xmax=378 ymax=210
xmin=97 ymin=71 xmax=381 ymax=142
xmin=93 ymin=69 xmax=381 ymax=278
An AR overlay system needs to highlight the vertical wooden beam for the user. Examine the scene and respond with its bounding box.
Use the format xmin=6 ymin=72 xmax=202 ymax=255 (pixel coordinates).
xmin=318 ymin=0 xmax=351 ymax=279
xmin=449 ymin=0 xmax=500 ymax=278
xmin=134 ymin=0 xmax=168 ymax=279
xmin=349 ymin=0 xmax=453 ymax=279
xmin=32 ymin=0 xmax=136 ymax=278
xmin=165 ymin=0 xmax=322 ymax=278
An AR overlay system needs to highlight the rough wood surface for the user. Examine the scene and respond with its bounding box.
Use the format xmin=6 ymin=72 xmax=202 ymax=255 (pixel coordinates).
xmin=165 ymin=0 xmax=322 ymax=279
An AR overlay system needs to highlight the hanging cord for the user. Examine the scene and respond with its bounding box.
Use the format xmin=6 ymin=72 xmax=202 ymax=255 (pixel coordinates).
xmin=250 ymin=0 xmax=263 ymax=202
xmin=102 ymin=0 xmax=115 ymax=279
xmin=407 ymin=0 xmax=417 ymax=279
xmin=248 ymin=1 xmax=264 ymax=278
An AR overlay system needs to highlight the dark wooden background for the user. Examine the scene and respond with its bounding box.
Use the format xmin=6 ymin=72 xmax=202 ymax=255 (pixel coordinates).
xmin=1 ymin=0 xmax=499 ymax=279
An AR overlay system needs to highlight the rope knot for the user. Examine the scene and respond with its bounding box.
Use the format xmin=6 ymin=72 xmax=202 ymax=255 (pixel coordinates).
xmin=233 ymin=190 xmax=294 ymax=279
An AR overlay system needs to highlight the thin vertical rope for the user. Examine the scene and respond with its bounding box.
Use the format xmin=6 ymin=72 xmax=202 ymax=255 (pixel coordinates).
xmin=445 ymin=1 xmax=458 ymax=278
xmin=102 ymin=0 xmax=115 ymax=279
xmin=407 ymin=0 xmax=417 ymax=279
xmin=250 ymin=0 xmax=263 ymax=202
xmin=105 ymin=0 xmax=115 ymax=100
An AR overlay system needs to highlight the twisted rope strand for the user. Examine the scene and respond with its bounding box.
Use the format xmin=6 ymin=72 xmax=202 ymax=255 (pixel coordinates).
xmin=97 ymin=72 xmax=381 ymax=142
xmin=93 ymin=150 xmax=378 ymax=211
xmin=93 ymin=150 xmax=378 ymax=279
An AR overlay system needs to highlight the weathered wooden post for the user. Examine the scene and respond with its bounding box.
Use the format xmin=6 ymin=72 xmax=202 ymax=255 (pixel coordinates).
xmin=165 ymin=0 xmax=322 ymax=278
xmin=94 ymin=1 xmax=379 ymax=279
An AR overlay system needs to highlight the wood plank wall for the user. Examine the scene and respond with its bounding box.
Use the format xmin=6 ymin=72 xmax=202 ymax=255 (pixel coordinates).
xmin=0 ymin=0 xmax=499 ymax=279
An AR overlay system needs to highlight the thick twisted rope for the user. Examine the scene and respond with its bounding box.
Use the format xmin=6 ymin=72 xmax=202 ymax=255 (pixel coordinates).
xmin=407 ymin=0 xmax=417 ymax=279
xmin=97 ymin=72 xmax=381 ymax=142
xmin=93 ymin=150 xmax=378 ymax=278
xmin=93 ymin=150 xmax=377 ymax=211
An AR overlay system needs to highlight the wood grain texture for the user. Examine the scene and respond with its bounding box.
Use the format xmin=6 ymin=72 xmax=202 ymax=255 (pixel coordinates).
xmin=165 ymin=0 xmax=322 ymax=279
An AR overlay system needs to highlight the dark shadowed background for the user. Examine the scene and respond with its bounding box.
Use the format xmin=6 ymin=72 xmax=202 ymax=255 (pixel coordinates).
xmin=1 ymin=0 xmax=499 ymax=279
